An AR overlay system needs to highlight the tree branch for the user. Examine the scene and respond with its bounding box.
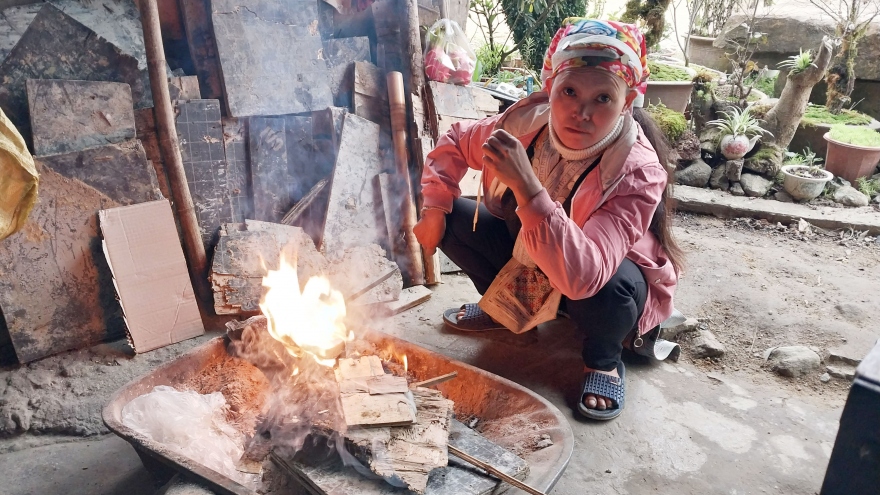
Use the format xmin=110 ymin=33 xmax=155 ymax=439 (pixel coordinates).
xmin=500 ymin=0 xmax=562 ymax=58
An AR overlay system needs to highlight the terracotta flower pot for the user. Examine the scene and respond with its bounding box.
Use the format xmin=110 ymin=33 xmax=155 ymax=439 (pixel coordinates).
xmin=645 ymin=81 xmax=694 ymax=113
xmin=683 ymin=35 xmax=730 ymax=72
xmin=823 ymin=132 xmax=880 ymax=182
xmin=781 ymin=165 xmax=833 ymax=201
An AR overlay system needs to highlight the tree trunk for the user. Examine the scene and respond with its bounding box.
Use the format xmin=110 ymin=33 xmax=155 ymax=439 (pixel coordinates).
xmin=825 ymin=37 xmax=857 ymax=114
xmin=762 ymin=38 xmax=834 ymax=150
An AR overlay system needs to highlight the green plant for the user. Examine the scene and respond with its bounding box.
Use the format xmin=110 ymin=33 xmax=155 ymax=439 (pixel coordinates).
xmin=475 ymin=43 xmax=505 ymax=78
xmin=801 ymin=104 xmax=872 ymax=127
xmin=784 ymin=148 xmax=824 ymax=167
xmin=856 ymin=177 xmax=880 ymax=197
xmin=622 ymin=0 xmax=673 ymax=50
xmin=648 ymin=61 xmax=693 ymax=81
xmin=828 ymin=124 xmax=880 ymax=147
xmin=743 ymin=72 xmax=777 ymax=97
xmin=707 ymin=106 xmax=772 ymax=138
xmin=777 ymin=49 xmax=813 ymax=75
xmin=499 ymin=0 xmax=585 ymax=71
xmin=646 ymin=103 xmax=688 ymax=142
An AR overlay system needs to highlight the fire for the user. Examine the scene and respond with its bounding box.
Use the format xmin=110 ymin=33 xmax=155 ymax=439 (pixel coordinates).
xmin=260 ymin=257 xmax=352 ymax=366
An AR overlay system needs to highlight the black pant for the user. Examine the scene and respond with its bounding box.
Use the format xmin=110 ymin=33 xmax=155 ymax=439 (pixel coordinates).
xmin=440 ymin=198 xmax=647 ymax=371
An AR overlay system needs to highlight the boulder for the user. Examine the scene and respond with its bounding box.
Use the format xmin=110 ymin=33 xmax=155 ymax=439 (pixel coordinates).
xmin=700 ymin=127 xmax=722 ymax=153
xmin=674 ymin=130 xmax=701 ymax=162
xmin=675 ymin=159 xmax=712 ymax=188
xmin=730 ymin=182 xmax=745 ymax=196
xmin=690 ymin=330 xmax=725 ymax=359
xmin=744 ymin=145 xmax=783 ymax=177
xmin=826 ymin=177 xmax=850 ymax=194
xmin=740 ymin=173 xmax=773 ymax=197
xmin=660 ymin=317 xmax=700 ymax=341
xmin=833 ymin=186 xmax=869 ymax=207
xmin=774 ymin=190 xmax=794 ymax=202
xmin=709 ymin=164 xmax=730 ymax=190
xmin=767 ymin=346 xmax=821 ymax=377
xmin=726 ymin=158 xmax=744 ymax=181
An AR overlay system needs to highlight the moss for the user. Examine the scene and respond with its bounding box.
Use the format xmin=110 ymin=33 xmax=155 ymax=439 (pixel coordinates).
xmin=648 ymin=61 xmax=692 ymax=82
xmin=801 ymin=104 xmax=872 ymax=127
xmin=828 ymin=125 xmax=880 ymax=147
xmin=748 ymin=74 xmax=777 ymax=98
xmin=645 ymin=103 xmax=687 ymax=142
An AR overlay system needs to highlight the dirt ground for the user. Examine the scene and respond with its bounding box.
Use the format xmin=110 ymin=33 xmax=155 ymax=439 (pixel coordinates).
xmin=0 ymin=211 xmax=878 ymax=494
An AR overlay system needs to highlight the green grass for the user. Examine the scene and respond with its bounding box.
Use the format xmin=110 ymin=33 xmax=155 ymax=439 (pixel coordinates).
xmin=856 ymin=177 xmax=880 ymax=197
xmin=801 ymin=104 xmax=872 ymax=127
xmin=828 ymin=124 xmax=880 ymax=147
xmin=746 ymin=73 xmax=777 ymax=98
xmin=648 ymin=61 xmax=692 ymax=82
xmin=645 ymin=103 xmax=687 ymax=142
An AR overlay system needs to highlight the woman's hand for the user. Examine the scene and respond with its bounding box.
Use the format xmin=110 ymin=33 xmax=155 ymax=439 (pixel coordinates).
xmin=481 ymin=129 xmax=543 ymax=205
xmin=413 ymin=208 xmax=446 ymax=256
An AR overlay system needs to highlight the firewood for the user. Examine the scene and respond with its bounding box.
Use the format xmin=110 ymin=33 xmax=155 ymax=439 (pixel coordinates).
xmin=335 ymin=356 xmax=417 ymax=428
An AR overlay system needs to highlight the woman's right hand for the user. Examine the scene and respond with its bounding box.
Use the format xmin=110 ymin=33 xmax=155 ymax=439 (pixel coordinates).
xmin=413 ymin=208 xmax=446 ymax=256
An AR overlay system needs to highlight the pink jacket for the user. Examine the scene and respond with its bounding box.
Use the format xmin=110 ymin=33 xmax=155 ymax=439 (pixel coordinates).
xmin=421 ymin=92 xmax=677 ymax=335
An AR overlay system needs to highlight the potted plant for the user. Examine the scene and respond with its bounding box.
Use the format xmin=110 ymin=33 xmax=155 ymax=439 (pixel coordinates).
xmin=789 ymin=103 xmax=879 ymax=160
xmin=645 ymin=60 xmax=697 ymax=113
xmin=673 ymin=0 xmax=737 ymax=71
xmin=706 ymin=106 xmax=772 ymax=160
xmin=780 ymin=148 xmax=833 ymax=201
xmin=824 ymin=124 xmax=880 ymax=182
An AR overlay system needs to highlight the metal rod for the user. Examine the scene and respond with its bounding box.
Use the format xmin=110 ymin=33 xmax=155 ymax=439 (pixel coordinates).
xmin=411 ymin=371 xmax=458 ymax=388
xmin=448 ymin=444 xmax=549 ymax=495
xmin=387 ymin=71 xmax=426 ymax=287
xmin=137 ymin=0 xmax=212 ymax=312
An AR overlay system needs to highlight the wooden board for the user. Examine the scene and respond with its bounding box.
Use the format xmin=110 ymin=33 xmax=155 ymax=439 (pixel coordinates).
xmin=321 ymin=113 xmax=384 ymax=257
xmin=175 ymin=99 xmax=234 ymax=251
xmin=335 ymin=356 xmax=417 ymax=429
xmin=133 ymin=108 xmax=170 ymax=199
xmin=221 ymin=118 xmax=252 ymax=223
xmin=284 ymin=115 xmax=317 ymax=204
xmin=0 ymin=165 xmax=125 ymax=363
xmin=36 ymin=140 xmax=160 ymax=206
xmin=382 ymin=285 xmax=432 ymax=315
xmin=0 ymin=4 xmax=152 ymax=145
xmin=27 ymin=79 xmax=136 ymax=157
xmin=428 ymin=81 xmax=481 ymax=119
xmin=353 ymin=62 xmax=390 ymax=128
xmin=325 ymin=245 xmax=402 ymax=305
xmin=211 ymin=0 xmax=332 ymax=117
xmin=337 ymin=374 xmax=409 ymax=395
xmin=168 ymin=75 xmax=202 ymax=101
xmin=249 ymin=116 xmax=291 ymax=223
xmin=286 ymin=419 xmax=528 ymax=495
xmin=180 ymin=0 xmax=224 ymax=101
xmin=335 ymin=355 xmax=384 ymax=381
xmin=322 ymin=37 xmax=372 ymax=109
xmin=303 ymin=108 xmax=347 ymax=246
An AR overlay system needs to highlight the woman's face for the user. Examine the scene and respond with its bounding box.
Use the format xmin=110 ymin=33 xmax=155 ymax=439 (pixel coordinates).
xmin=547 ymin=68 xmax=637 ymax=150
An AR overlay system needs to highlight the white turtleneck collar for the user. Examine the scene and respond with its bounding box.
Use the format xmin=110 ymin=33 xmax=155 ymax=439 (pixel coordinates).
xmin=547 ymin=115 xmax=625 ymax=161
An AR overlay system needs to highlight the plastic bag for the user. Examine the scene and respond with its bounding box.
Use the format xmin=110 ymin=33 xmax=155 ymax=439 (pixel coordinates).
xmin=122 ymin=386 xmax=250 ymax=484
xmin=424 ymin=19 xmax=476 ymax=85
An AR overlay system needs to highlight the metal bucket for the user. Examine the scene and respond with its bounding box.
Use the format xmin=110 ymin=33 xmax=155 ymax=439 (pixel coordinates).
xmin=103 ymin=335 xmax=574 ymax=494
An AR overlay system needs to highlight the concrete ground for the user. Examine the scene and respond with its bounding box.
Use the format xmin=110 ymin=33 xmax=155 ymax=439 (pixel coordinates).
xmin=1 ymin=213 xmax=877 ymax=494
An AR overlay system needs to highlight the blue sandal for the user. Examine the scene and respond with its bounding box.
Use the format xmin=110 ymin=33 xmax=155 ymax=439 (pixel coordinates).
xmin=443 ymin=303 xmax=507 ymax=332
xmin=577 ymin=362 xmax=625 ymax=420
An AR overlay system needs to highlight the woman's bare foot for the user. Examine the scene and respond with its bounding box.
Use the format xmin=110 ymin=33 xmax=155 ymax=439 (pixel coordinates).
xmin=582 ymin=366 xmax=619 ymax=410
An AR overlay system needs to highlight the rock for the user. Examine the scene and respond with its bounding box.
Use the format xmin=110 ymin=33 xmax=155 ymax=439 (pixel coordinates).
xmin=744 ymin=144 xmax=783 ymax=176
xmin=874 ymin=194 xmax=880 ymax=204
xmin=674 ymin=130 xmax=701 ymax=162
xmin=826 ymin=365 xmax=856 ymax=381
xmin=709 ymin=164 xmax=730 ymax=190
xmin=535 ymin=434 xmax=553 ymax=449
xmin=833 ymin=186 xmax=869 ymax=207
xmin=826 ymin=177 xmax=850 ymax=194
xmin=690 ymin=330 xmax=725 ymax=358
xmin=774 ymin=190 xmax=793 ymax=202
xmin=675 ymin=159 xmax=712 ymax=188
xmin=828 ymin=349 xmax=862 ymax=367
xmin=730 ymin=182 xmax=745 ymax=196
xmin=726 ymin=159 xmax=744 ymax=181
xmin=668 ymin=148 xmax=682 ymax=167
xmin=767 ymin=346 xmax=821 ymax=377
xmin=819 ymin=373 xmax=831 ymax=383
xmin=157 ymin=475 xmax=217 ymax=495
xmin=797 ymin=218 xmax=811 ymax=233
xmin=660 ymin=317 xmax=700 ymax=340
xmin=740 ymin=173 xmax=773 ymax=197
xmin=26 ymin=369 xmax=55 ymax=389
xmin=700 ymin=127 xmax=722 ymax=153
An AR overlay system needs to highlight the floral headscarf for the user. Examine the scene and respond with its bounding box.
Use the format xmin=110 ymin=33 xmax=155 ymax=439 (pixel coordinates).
xmin=541 ymin=18 xmax=649 ymax=106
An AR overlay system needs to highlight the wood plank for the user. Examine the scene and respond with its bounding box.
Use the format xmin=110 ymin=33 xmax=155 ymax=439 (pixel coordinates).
xmin=284 ymin=115 xmax=316 ymax=204
xmin=382 ymin=285 xmax=432 ymax=315
xmin=35 ymin=140 xmax=161 ymax=206
xmin=0 ymin=165 xmax=125 ymax=363
xmin=472 ymin=87 xmax=501 ymax=115
xmin=353 ymin=61 xmax=390 ymax=128
xmin=175 ymin=99 xmax=234 ymax=251
xmin=249 ymin=116 xmax=292 ymax=223
xmin=27 ymin=79 xmax=136 ymax=157
xmin=0 ymin=4 xmax=152 ymax=145
xmin=211 ymin=0 xmax=332 ymax=117
xmin=221 ymin=117 xmax=253 ymax=223
xmin=321 ymin=113 xmax=384 ymax=256
xmin=335 ymin=355 xmax=385 ymax=381
xmin=339 ymin=392 xmax=417 ymax=428
xmin=281 ymin=178 xmax=328 ymax=226
xmin=133 ymin=108 xmax=170 ymax=199
xmin=99 ymin=200 xmax=204 ymax=353
xmin=428 ymin=81 xmax=480 ymax=119
xmin=374 ymin=173 xmax=400 ymax=255
xmin=180 ymin=0 xmax=224 ymax=101
xmin=325 ymin=245 xmax=402 ymax=305
xmin=338 ymin=374 xmax=409 ymax=395
xmin=322 ymin=37 xmax=372 ymax=108
xmin=304 ymin=108 xmax=347 ymax=246
xmin=168 ymin=75 xmax=202 ymax=100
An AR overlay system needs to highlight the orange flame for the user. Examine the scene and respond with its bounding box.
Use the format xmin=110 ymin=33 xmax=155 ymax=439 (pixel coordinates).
xmin=260 ymin=257 xmax=352 ymax=366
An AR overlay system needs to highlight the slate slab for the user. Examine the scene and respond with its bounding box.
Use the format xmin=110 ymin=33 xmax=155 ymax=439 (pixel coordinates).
xmin=221 ymin=118 xmax=252 ymax=223
xmin=0 ymin=165 xmax=125 ymax=363
xmin=27 ymin=79 xmax=136 ymax=157
xmin=211 ymin=0 xmax=332 ymax=117
xmin=0 ymin=4 xmax=152 ymax=145
xmin=322 ymin=37 xmax=371 ymax=109
xmin=249 ymin=116 xmax=291 ymax=223
xmin=35 ymin=140 xmax=161 ymax=206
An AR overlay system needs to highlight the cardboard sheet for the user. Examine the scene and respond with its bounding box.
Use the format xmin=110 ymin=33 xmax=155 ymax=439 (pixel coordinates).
xmin=99 ymin=200 xmax=204 ymax=353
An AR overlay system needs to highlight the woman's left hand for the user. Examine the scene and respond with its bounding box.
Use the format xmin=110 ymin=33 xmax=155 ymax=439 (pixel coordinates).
xmin=481 ymin=129 xmax=543 ymax=204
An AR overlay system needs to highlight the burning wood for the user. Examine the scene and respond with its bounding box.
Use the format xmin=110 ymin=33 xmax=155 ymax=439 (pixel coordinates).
xmin=335 ymin=356 xmax=417 ymax=428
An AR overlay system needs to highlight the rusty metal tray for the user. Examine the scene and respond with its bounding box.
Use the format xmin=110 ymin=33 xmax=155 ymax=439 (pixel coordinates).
xmin=103 ymin=335 xmax=574 ymax=494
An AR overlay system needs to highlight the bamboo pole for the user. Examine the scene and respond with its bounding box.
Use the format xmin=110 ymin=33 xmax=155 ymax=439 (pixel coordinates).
xmin=137 ymin=0 xmax=212 ymax=312
xmin=448 ymin=445 xmax=549 ymax=495
xmin=387 ymin=71 xmax=426 ymax=286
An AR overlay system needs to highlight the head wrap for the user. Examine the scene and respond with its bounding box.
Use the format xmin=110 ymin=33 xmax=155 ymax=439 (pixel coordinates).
xmin=541 ymin=18 xmax=649 ymax=107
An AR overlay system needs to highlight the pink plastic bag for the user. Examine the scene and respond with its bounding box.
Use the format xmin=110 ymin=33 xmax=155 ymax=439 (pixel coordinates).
xmin=424 ymin=19 xmax=476 ymax=85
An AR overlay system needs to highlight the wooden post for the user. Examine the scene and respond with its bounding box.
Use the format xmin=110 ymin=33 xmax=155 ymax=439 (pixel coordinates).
xmin=387 ymin=71 xmax=426 ymax=286
xmin=138 ymin=0 xmax=212 ymax=313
